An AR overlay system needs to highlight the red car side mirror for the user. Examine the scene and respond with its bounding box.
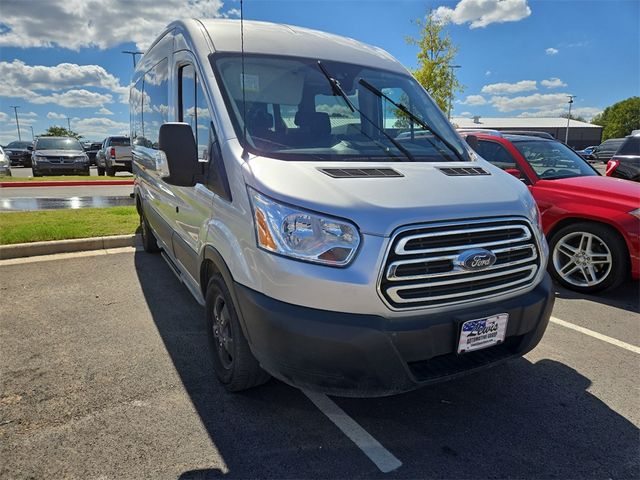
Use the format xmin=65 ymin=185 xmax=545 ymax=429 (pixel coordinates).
xmin=505 ymin=168 xmax=522 ymax=179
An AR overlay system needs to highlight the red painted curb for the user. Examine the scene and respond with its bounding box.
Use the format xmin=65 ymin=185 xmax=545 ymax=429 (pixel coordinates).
xmin=1 ymin=180 xmax=134 ymax=188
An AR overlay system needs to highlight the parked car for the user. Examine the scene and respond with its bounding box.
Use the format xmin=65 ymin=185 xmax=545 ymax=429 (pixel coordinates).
xmin=593 ymin=138 xmax=626 ymax=163
xmin=132 ymin=19 xmax=554 ymax=397
xmin=31 ymin=136 xmax=90 ymax=176
xmin=83 ymin=141 xmax=103 ymax=165
xmin=606 ymin=134 xmax=640 ymax=182
xmin=464 ymin=132 xmax=639 ymax=293
xmin=96 ymin=136 xmax=132 ymax=176
xmin=575 ymin=145 xmax=597 ymax=161
xmin=4 ymin=140 xmax=33 ymax=167
xmin=0 ymin=146 xmax=11 ymax=176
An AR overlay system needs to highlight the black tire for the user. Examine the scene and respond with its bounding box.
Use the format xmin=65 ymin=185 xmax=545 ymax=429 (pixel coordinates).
xmin=32 ymin=169 xmax=40 ymax=177
xmin=105 ymin=165 xmax=116 ymax=176
xmin=205 ymin=274 xmax=270 ymax=392
xmin=548 ymin=221 xmax=628 ymax=293
xmin=97 ymin=166 xmax=105 ymax=176
xmin=140 ymin=210 xmax=160 ymax=253
xmin=81 ymin=168 xmax=90 ymax=176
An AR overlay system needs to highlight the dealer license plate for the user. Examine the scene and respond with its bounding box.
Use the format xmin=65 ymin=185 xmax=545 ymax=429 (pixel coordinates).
xmin=457 ymin=313 xmax=508 ymax=354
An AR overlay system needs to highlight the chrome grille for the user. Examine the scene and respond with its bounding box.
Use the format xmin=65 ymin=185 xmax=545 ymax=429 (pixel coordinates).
xmin=379 ymin=218 xmax=540 ymax=309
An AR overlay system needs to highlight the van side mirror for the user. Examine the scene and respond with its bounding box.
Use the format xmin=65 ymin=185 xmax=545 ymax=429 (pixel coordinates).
xmin=465 ymin=134 xmax=479 ymax=151
xmin=158 ymin=123 xmax=202 ymax=187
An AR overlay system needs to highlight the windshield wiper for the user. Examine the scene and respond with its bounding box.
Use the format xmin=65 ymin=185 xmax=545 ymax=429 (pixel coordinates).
xmin=316 ymin=61 xmax=416 ymax=162
xmin=358 ymin=78 xmax=466 ymax=163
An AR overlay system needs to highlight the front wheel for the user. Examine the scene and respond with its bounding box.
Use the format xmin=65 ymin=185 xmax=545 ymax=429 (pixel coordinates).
xmin=97 ymin=166 xmax=105 ymax=176
xmin=548 ymin=222 xmax=628 ymax=293
xmin=105 ymin=165 xmax=116 ymax=176
xmin=140 ymin=210 xmax=160 ymax=253
xmin=205 ymin=274 xmax=270 ymax=392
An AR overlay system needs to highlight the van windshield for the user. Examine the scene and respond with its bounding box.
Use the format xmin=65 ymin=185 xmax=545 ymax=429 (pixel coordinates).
xmin=212 ymin=54 xmax=469 ymax=162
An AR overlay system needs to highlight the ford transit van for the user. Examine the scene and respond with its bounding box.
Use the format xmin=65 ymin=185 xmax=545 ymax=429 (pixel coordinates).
xmin=131 ymin=19 xmax=554 ymax=397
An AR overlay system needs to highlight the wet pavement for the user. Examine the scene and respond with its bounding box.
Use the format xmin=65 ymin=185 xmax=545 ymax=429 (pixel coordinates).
xmin=0 ymin=196 xmax=134 ymax=211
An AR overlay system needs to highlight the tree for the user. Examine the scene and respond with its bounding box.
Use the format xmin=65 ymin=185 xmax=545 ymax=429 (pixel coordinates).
xmin=591 ymin=97 xmax=640 ymax=140
xmin=41 ymin=126 xmax=82 ymax=139
xmin=406 ymin=12 xmax=463 ymax=114
xmin=560 ymin=113 xmax=586 ymax=123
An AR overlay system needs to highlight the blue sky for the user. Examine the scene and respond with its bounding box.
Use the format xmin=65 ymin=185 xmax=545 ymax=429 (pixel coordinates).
xmin=1 ymin=0 xmax=638 ymax=144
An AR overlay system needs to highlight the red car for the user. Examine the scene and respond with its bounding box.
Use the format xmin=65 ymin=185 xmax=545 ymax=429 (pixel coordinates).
xmin=464 ymin=132 xmax=640 ymax=293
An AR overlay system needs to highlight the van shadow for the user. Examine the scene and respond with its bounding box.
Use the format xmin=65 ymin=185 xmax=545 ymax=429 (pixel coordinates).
xmin=553 ymin=279 xmax=639 ymax=314
xmin=134 ymin=252 xmax=639 ymax=479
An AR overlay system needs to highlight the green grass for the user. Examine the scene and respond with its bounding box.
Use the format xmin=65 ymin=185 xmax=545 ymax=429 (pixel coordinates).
xmin=0 ymin=207 xmax=139 ymax=245
xmin=0 ymin=175 xmax=132 ymax=182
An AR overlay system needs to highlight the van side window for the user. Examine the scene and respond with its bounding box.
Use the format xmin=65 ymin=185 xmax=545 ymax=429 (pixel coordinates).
xmin=476 ymin=140 xmax=516 ymax=170
xmin=179 ymin=64 xmax=212 ymax=161
xmin=142 ymin=58 xmax=169 ymax=149
xmin=130 ymin=79 xmax=144 ymax=145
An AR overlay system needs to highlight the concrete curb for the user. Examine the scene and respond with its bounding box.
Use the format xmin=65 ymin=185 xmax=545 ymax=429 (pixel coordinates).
xmin=1 ymin=180 xmax=134 ymax=188
xmin=0 ymin=234 xmax=141 ymax=260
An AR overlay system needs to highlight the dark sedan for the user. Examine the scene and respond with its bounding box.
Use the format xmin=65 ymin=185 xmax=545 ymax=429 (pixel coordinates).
xmin=607 ymin=134 xmax=640 ymax=182
xmin=4 ymin=140 xmax=33 ymax=167
xmin=83 ymin=141 xmax=104 ymax=165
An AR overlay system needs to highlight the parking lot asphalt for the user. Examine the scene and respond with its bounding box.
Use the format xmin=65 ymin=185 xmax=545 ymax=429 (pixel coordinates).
xmin=1 ymin=249 xmax=638 ymax=479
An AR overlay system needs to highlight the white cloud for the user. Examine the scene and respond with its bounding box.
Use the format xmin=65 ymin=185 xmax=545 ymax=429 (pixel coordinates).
xmin=30 ymin=89 xmax=113 ymax=108
xmin=47 ymin=112 xmax=67 ymax=120
xmin=461 ymin=94 xmax=488 ymax=106
xmin=540 ymin=77 xmax=567 ymax=88
xmin=0 ymin=112 xmax=10 ymax=123
xmin=0 ymin=59 xmax=128 ymax=105
xmin=518 ymin=106 xmax=602 ymax=120
xmin=485 ymin=70 xmax=492 ymax=76
xmin=0 ymin=0 xmax=231 ymax=51
xmin=458 ymin=111 xmax=473 ymax=117
xmin=432 ymin=0 xmax=531 ymax=28
xmin=97 ymin=107 xmax=114 ymax=115
xmin=490 ymin=93 xmax=573 ymax=112
xmin=481 ymin=80 xmax=537 ymax=94
xmin=70 ymin=117 xmax=129 ymax=140
xmin=546 ymin=47 xmax=559 ymax=55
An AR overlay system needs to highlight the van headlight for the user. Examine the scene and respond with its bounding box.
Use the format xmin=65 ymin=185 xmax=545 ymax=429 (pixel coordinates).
xmin=248 ymin=188 xmax=360 ymax=266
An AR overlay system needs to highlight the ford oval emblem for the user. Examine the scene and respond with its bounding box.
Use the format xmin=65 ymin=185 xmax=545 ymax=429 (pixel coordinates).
xmin=457 ymin=248 xmax=497 ymax=271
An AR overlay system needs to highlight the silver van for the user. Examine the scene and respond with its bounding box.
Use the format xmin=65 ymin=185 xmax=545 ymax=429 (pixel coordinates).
xmin=131 ymin=19 xmax=554 ymax=397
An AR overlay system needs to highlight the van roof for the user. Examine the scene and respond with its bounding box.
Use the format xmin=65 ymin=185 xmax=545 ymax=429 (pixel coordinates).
xmin=188 ymin=19 xmax=406 ymax=74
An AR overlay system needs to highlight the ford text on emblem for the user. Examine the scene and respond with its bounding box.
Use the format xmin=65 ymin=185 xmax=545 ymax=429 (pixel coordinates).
xmin=457 ymin=248 xmax=497 ymax=271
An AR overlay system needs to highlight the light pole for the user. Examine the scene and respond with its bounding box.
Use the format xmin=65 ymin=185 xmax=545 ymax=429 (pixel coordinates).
xmin=9 ymin=105 xmax=21 ymax=141
xmin=447 ymin=65 xmax=461 ymax=120
xmin=122 ymin=50 xmax=144 ymax=68
xmin=67 ymin=117 xmax=71 ymax=131
xmin=30 ymin=126 xmax=35 ymax=140
xmin=565 ymin=95 xmax=576 ymax=144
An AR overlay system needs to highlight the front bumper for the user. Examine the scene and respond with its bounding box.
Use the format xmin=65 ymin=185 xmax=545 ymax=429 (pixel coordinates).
xmin=33 ymin=162 xmax=89 ymax=174
xmin=235 ymin=274 xmax=554 ymax=397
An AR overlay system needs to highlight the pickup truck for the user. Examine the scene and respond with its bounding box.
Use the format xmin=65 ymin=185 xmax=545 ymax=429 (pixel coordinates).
xmin=96 ymin=136 xmax=132 ymax=176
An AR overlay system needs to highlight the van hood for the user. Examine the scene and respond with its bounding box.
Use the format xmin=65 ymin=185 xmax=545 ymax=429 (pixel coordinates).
xmin=243 ymin=157 xmax=537 ymax=237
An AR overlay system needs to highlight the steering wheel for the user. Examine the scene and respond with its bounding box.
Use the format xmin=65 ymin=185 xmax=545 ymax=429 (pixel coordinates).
xmin=540 ymin=168 xmax=557 ymax=178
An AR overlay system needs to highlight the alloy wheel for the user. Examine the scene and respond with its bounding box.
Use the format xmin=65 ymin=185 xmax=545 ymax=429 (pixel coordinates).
xmin=552 ymin=231 xmax=612 ymax=288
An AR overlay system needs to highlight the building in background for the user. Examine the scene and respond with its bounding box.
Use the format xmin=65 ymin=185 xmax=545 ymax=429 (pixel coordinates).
xmin=452 ymin=116 xmax=603 ymax=149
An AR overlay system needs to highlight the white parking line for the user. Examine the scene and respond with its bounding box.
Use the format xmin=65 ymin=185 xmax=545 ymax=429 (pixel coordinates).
xmin=550 ymin=316 xmax=640 ymax=354
xmin=303 ymin=390 xmax=402 ymax=473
